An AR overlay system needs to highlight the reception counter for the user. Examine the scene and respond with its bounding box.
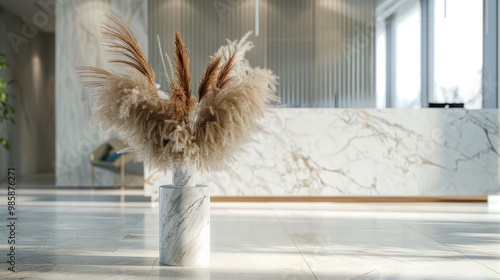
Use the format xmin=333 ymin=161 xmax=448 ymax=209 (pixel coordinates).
xmin=145 ymin=109 xmax=500 ymax=198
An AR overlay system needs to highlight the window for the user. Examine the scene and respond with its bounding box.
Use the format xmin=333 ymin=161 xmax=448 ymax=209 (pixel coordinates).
xmin=376 ymin=23 xmax=386 ymax=108
xmin=377 ymin=0 xmax=486 ymax=109
xmin=432 ymin=0 xmax=483 ymax=108
xmin=394 ymin=2 xmax=421 ymax=108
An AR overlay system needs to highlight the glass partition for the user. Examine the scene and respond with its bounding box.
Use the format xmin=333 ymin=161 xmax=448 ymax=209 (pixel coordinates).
xmin=149 ymin=0 xmax=376 ymax=108
xmin=149 ymin=0 xmax=491 ymax=109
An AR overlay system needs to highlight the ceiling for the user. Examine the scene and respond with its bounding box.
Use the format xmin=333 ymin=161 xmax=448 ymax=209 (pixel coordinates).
xmin=0 ymin=0 xmax=55 ymax=33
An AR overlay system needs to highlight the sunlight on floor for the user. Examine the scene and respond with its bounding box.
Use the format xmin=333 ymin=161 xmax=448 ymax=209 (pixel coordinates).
xmin=0 ymin=188 xmax=498 ymax=279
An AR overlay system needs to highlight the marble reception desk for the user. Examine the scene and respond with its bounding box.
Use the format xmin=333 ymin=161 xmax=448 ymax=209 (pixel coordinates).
xmin=144 ymin=109 xmax=500 ymax=198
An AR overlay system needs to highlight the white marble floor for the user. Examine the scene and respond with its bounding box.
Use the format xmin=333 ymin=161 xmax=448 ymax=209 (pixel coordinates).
xmin=0 ymin=188 xmax=499 ymax=279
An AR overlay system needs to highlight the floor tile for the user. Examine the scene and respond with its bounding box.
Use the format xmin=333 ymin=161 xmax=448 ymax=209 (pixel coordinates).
xmin=0 ymin=189 xmax=498 ymax=279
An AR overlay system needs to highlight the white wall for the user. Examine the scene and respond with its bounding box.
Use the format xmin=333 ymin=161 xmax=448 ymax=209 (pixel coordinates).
xmin=55 ymin=0 xmax=147 ymax=186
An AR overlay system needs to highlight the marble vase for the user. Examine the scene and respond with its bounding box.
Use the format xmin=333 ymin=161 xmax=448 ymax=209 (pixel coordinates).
xmin=159 ymin=163 xmax=210 ymax=266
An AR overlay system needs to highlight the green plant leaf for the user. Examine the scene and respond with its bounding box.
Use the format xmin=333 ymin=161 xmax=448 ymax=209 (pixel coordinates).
xmin=0 ymin=137 xmax=9 ymax=150
xmin=0 ymin=53 xmax=14 ymax=129
xmin=0 ymin=55 xmax=6 ymax=68
xmin=0 ymin=55 xmax=7 ymax=69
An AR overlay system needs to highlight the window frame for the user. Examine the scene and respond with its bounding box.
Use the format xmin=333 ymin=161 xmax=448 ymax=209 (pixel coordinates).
xmin=379 ymin=0 xmax=497 ymax=108
xmin=484 ymin=0 xmax=498 ymax=108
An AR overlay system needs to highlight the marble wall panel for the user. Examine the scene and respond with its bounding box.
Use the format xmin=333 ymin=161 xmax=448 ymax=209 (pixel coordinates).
xmin=145 ymin=109 xmax=500 ymax=198
xmin=55 ymin=0 xmax=147 ymax=186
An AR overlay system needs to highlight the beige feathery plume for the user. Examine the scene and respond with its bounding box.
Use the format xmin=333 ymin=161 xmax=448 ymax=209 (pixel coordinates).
xmin=173 ymin=31 xmax=191 ymax=97
xmin=77 ymin=12 xmax=279 ymax=173
xmin=194 ymin=33 xmax=279 ymax=171
xmin=194 ymin=69 xmax=279 ymax=171
xmin=215 ymin=52 xmax=237 ymax=89
xmin=168 ymin=31 xmax=195 ymax=121
xmin=76 ymin=66 xmax=112 ymax=88
xmin=198 ymin=55 xmax=222 ymax=100
xmin=101 ymin=11 xmax=156 ymax=87
xmin=76 ymin=12 xmax=184 ymax=171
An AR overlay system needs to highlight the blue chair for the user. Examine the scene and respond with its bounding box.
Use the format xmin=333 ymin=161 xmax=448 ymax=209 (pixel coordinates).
xmin=89 ymin=138 xmax=143 ymax=188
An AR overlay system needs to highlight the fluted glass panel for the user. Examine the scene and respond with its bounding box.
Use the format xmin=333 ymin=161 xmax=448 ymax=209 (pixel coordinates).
xmin=149 ymin=0 xmax=376 ymax=108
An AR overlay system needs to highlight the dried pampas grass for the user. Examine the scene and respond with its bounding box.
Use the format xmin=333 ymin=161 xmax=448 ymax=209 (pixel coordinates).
xmin=198 ymin=55 xmax=222 ymax=101
xmin=194 ymin=33 xmax=279 ymax=171
xmin=77 ymin=12 xmax=279 ymax=173
xmin=170 ymin=31 xmax=195 ymax=121
xmin=100 ymin=11 xmax=155 ymax=86
xmin=195 ymin=68 xmax=279 ymax=171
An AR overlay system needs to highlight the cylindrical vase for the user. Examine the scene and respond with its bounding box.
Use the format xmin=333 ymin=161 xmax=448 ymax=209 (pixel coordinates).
xmin=159 ymin=185 xmax=210 ymax=266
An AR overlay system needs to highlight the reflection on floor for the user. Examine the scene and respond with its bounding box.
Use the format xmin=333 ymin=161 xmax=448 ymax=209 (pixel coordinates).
xmin=7 ymin=173 xmax=56 ymax=188
xmin=0 ymin=188 xmax=499 ymax=279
